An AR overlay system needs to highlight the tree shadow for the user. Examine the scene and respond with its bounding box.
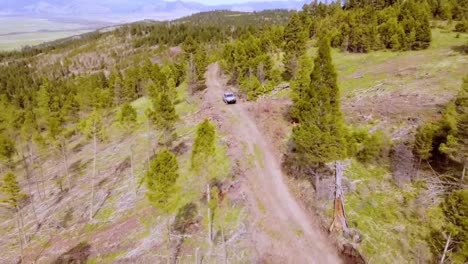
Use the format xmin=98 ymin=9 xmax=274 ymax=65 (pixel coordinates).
xmin=53 ymin=242 xmax=91 ymax=264
xmin=451 ymin=44 xmax=468 ymax=55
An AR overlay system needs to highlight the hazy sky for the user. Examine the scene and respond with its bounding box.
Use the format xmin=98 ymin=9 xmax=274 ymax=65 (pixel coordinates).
xmin=165 ymin=0 xmax=299 ymax=5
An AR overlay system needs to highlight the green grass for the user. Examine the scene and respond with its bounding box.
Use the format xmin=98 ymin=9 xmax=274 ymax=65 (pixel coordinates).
xmin=95 ymin=203 xmax=115 ymax=222
xmin=87 ymin=250 xmax=125 ymax=264
xmin=305 ymin=29 xmax=467 ymax=98
xmin=131 ymin=97 xmax=152 ymax=125
xmin=345 ymin=161 xmax=446 ymax=263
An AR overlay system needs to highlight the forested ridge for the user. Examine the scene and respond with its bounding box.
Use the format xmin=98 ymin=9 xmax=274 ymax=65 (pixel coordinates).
xmin=0 ymin=0 xmax=467 ymax=263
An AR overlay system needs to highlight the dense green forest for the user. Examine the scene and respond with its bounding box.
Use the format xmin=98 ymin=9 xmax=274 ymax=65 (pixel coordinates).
xmin=0 ymin=1 xmax=467 ymax=263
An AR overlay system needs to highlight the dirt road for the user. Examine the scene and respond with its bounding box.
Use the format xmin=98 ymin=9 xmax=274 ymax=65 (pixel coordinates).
xmin=202 ymin=64 xmax=341 ymax=263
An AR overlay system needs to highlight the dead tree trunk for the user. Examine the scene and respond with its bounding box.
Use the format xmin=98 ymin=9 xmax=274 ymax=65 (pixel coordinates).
xmin=60 ymin=139 xmax=71 ymax=190
xmin=461 ymin=163 xmax=466 ymax=182
xmin=440 ymin=233 xmax=451 ymax=264
xmin=15 ymin=206 xmax=24 ymax=263
xmin=18 ymin=205 xmax=27 ymax=245
xmin=194 ymin=247 xmax=200 ymax=264
xmin=329 ymin=161 xmax=349 ymax=235
xmin=21 ymin=151 xmax=38 ymax=223
xmin=130 ymin=146 xmax=137 ymax=199
xmin=146 ymin=118 xmax=152 ymax=171
xmin=38 ymin=160 xmax=46 ymax=199
xmin=207 ymin=183 xmax=212 ymax=248
xmin=166 ymin=219 xmax=171 ymax=264
xmin=28 ymin=142 xmax=43 ymax=200
xmin=221 ymin=226 xmax=228 ymax=264
xmin=90 ymin=123 xmax=97 ymax=221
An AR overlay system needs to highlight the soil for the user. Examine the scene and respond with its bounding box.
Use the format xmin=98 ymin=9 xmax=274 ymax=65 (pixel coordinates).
xmin=201 ymin=63 xmax=341 ymax=263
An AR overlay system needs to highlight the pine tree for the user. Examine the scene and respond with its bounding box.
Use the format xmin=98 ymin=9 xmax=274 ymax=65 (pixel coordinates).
xmin=283 ymin=12 xmax=308 ymax=79
xmin=146 ymin=149 xmax=180 ymax=212
xmin=147 ymin=93 xmax=178 ymax=146
xmin=123 ymin=68 xmax=140 ymax=102
xmin=290 ymin=54 xmax=313 ymax=122
xmin=118 ymin=102 xmax=137 ymax=126
xmin=291 ymin=37 xmax=347 ymax=165
xmin=0 ymin=133 xmax=15 ymax=163
xmin=0 ymin=172 xmax=27 ymax=262
xmin=0 ymin=172 xmax=27 ymax=209
xmin=148 ymin=93 xmax=178 ymax=131
xmin=240 ymin=72 xmax=262 ymax=100
xmin=195 ymin=46 xmax=208 ymax=83
xmin=109 ymin=69 xmax=125 ymax=105
xmin=146 ymin=149 xmax=180 ymax=263
xmin=36 ymin=79 xmax=52 ymax=132
xmin=191 ymin=119 xmax=216 ymax=171
xmin=442 ymin=189 xmax=468 ymax=263
xmin=414 ymin=123 xmax=439 ymax=161
xmin=439 ymin=76 xmax=468 ymax=180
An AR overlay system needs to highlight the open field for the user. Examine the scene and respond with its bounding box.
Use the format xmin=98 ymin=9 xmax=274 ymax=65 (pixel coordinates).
xmin=333 ymin=29 xmax=467 ymax=138
xmin=0 ymin=17 xmax=104 ymax=51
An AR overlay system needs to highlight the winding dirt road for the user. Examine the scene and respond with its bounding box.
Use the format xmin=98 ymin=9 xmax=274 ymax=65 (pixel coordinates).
xmin=202 ymin=64 xmax=341 ymax=263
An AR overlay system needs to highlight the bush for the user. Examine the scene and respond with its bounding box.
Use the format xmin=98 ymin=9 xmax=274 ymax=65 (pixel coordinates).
xmin=0 ymin=134 xmax=15 ymax=161
xmin=442 ymin=190 xmax=468 ymax=263
xmin=454 ymin=20 xmax=468 ymax=33
xmin=349 ymin=129 xmax=390 ymax=164
xmin=117 ymin=102 xmax=137 ymax=126
xmin=173 ymin=202 xmax=198 ymax=233
xmin=240 ymin=75 xmax=263 ymax=100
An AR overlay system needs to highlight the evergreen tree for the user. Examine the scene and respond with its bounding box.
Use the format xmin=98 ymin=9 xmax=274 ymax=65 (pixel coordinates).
xmin=123 ymin=67 xmax=141 ymax=102
xmin=290 ymin=54 xmax=313 ymax=122
xmin=117 ymin=102 xmax=137 ymax=126
xmin=0 ymin=172 xmax=27 ymax=209
xmin=147 ymin=93 xmax=178 ymax=146
xmin=109 ymin=69 xmax=125 ymax=104
xmin=36 ymin=79 xmax=52 ymax=132
xmin=182 ymin=36 xmax=198 ymax=58
xmin=191 ymin=119 xmax=216 ymax=171
xmin=0 ymin=172 xmax=27 ymax=261
xmin=148 ymin=93 xmax=178 ymax=131
xmin=0 ymin=133 xmax=15 ymax=163
xmin=439 ymin=76 xmax=468 ymax=179
xmin=240 ymin=73 xmax=263 ymax=100
xmin=400 ymin=0 xmax=432 ymax=50
xmin=414 ymin=123 xmax=440 ymax=161
xmin=291 ymin=37 xmax=347 ymax=165
xmin=283 ymin=12 xmax=308 ymax=79
xmin=195 ymin=46 xmax=208 ymax=83
xmin=442 ymin=189 xmax=468 ymax=263
xmin=146 ymin=149 xmax=180 ymax=212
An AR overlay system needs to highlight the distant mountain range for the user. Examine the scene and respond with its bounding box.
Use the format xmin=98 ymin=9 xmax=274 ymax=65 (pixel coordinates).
xmin=0 ymin=0 xmax=308 ymax=22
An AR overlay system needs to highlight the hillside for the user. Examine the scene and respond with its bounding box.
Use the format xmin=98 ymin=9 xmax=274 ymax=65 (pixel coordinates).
xmin=0 ymin=2 xmax=467 ymax=264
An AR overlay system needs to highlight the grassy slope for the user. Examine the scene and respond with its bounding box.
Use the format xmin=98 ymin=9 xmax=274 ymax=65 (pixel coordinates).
xmin=332 ymin=29 xmax=466 ymax=262
xmin=0 ymin=79 xmax=249 ymax=263
xmin=305 ymin=29 xmax=467 ymax=139
xmin=282 ymin=28 xmax=467 ymax=263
